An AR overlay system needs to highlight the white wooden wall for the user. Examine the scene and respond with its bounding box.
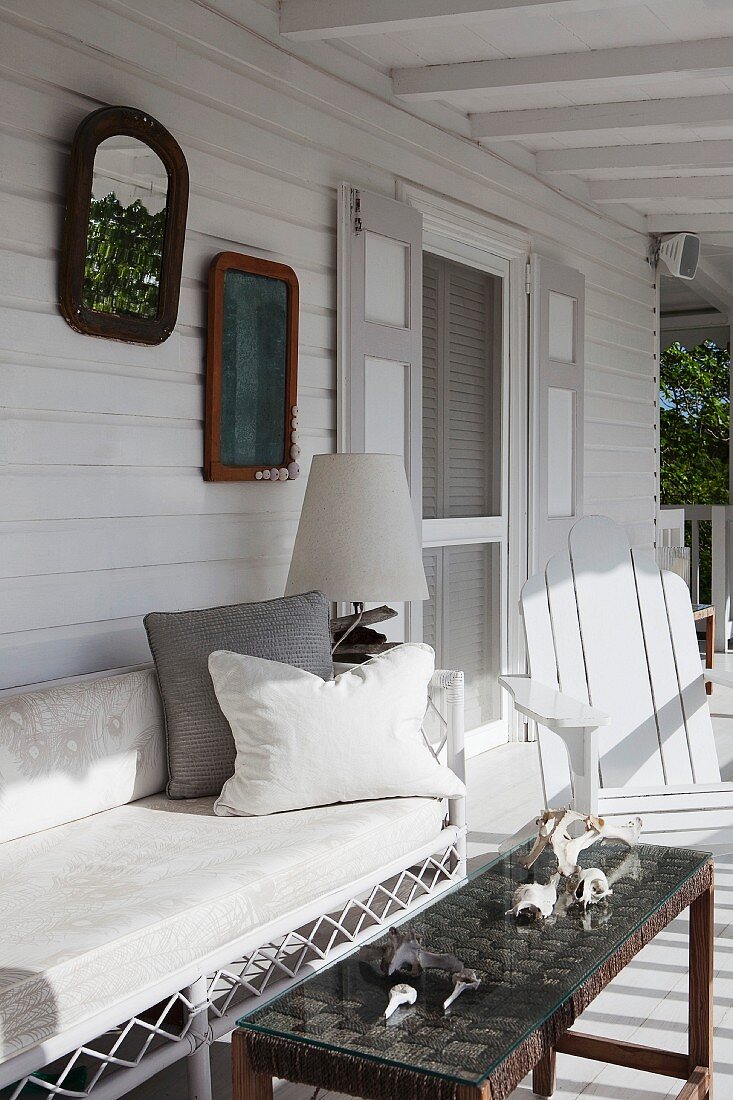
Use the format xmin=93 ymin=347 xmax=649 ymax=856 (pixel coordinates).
xmin=0 ymin=0 xmax=657 ymax=689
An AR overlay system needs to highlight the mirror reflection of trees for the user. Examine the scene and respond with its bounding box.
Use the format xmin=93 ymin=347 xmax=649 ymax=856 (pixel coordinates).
xmin=83 ymin=193 xmax=166 ymax=319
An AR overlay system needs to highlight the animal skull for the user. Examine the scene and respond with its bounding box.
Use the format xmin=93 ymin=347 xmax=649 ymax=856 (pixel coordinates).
xmin=572 ymin=867 xmax=612 ymax=910
xmin=507 ymin=873 xmax=561 ymax=920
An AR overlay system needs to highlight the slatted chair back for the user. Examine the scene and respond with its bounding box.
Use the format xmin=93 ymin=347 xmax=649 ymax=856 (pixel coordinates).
xmin=522 ymin=515 xmax=721 ymax=809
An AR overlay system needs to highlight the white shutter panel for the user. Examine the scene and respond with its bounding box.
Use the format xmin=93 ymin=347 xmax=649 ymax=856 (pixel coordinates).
xmin=529 ymin=256 xmax=585 ymax=572
xmin=338 ymin=184 xmax=423 ymax=640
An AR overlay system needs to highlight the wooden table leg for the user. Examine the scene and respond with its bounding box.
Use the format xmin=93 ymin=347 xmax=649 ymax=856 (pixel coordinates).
xmin=705 ymin=609 xmax=715 ymax=696
xmin=689 ymin=877 xmax=714 ymax=1097
xmin=532 ymin=1048 xmax=557 ymax=1097
xmin=232 ymin=1031 xmax=273 ymax=1100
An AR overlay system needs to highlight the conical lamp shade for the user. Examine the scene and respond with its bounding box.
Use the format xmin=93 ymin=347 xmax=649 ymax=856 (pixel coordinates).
xmin=285 ymin=453 xmax=428 ymax=604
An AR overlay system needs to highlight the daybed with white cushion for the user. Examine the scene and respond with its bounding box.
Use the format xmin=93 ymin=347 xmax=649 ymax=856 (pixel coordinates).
xmin=0 ymin=666 xmax=466 ymax=1100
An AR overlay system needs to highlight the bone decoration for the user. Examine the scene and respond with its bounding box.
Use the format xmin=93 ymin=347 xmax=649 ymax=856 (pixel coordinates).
xmin=572 ymin=867 xmax=613 ymax=911
xmin=523 ymin=808 xmax=643 ymax=878
xmin=384 ymin=983 xmax=417 ymax=1020
xmin=507 ymin=873 xmax=561 ymax=920
xmin=597 ymin=816 xmax=643 ymax=848
xmin=443 ymin=968 xmax=481 ymax=1011
xmin=360 ymin=926 xmax=464 ymax=978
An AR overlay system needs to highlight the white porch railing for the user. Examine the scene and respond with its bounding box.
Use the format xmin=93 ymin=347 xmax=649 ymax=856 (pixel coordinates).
xmin=660 ymin=504 xmax=731 ymax=652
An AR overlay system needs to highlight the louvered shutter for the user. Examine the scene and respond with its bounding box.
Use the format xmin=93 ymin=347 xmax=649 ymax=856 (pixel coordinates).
xmin=422 ymin=253 xmax=502 ymax=732
xmin=447 ymin=545 xmax=499 ymax=732
xmin=422 ymin=255 xmax=440 ymax=521
xmin=447 ymin=264 xmax=498 ymax=518
xmin=421 ymin=547 xmax=439 ymax=650
xmin=423 ymin=255 xmax=500 ymax=520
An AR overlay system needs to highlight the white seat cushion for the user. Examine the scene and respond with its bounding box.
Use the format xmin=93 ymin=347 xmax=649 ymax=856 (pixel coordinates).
xmin=0 ymin=794 xmax=445 ymax=1065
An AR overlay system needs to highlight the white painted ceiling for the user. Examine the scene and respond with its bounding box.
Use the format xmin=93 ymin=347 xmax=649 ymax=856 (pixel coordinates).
xmin=280 ymin=0 xmax=733 ymax=319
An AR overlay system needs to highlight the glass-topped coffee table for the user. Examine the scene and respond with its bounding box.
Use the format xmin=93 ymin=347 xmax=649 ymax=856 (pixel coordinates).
xmin=233 ymin=841 xmax=713 ymax=1100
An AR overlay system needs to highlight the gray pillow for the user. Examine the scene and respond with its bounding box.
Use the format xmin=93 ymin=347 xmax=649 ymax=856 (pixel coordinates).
xmin=144 ymin=591 xmax=333 ymax=798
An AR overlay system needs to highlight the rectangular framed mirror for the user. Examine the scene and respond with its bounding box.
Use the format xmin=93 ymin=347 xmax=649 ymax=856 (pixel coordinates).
xmin=204 ymin=252 xmax=300 ymax=482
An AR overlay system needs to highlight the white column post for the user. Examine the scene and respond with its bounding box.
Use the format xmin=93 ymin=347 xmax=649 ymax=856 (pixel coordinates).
xmin=690 ymin=515 xmax=700 ymax=605
xmin=712 ymin=505 xmax=729 ymax=652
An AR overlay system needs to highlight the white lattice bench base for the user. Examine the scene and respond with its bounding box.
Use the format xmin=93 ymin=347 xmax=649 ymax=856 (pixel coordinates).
xmin=4 ymin=834 xmax=464 ymax=1100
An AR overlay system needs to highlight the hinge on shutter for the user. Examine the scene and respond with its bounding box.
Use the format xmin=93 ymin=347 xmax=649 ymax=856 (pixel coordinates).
xmin=525 ymin=260 xmax=532 ymax=295
xmin=350 ymin=187 xmax=363 ymax=235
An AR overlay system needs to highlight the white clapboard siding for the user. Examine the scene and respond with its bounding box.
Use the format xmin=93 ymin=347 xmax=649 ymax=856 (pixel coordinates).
xmin=0 ymin=0 xmax=656 ymax=688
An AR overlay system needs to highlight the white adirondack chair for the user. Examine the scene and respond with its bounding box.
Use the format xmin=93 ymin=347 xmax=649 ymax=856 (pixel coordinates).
xmin=500 ymin=515 xmax=733 ymax=852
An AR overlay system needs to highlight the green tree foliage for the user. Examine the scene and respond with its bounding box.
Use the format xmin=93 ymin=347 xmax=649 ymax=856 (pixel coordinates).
xmin=660 ymin=340 xmax=729 ymax=506
xmin=82 ymin=193 xmax=166 ymax=319
xmin=660 ymin=340 xmax=730 ymax=602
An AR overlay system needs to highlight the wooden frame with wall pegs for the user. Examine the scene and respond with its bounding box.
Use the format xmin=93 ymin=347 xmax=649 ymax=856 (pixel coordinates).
xmin=204 ymin=252 xmax=299 ymax=482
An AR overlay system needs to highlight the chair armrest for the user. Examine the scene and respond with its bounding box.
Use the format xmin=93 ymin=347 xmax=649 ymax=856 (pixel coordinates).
xmin=499 ymin=675 xmax=610 ymax=734
xmin=704 ymin=669 xmax=733 ymax=689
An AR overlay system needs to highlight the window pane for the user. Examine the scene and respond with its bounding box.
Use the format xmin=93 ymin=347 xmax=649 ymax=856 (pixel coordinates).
xmin=422 ymin=543 xmax=501 ymax=730
xmin=422 ymin=253 xmax=501 ymax=520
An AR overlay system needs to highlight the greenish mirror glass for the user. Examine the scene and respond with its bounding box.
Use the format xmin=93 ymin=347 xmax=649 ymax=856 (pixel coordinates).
xmin=83 ymin=136 xmax=168 ymax=320
xmin=205 ymin=253 xmax=299 ymax=482
xmin=220 ymin=269 xmax=288 ymax=467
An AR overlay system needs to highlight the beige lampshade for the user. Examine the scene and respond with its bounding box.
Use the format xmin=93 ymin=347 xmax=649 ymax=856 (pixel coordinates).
xmin=285 ymin=453 xmax=429 ymax=604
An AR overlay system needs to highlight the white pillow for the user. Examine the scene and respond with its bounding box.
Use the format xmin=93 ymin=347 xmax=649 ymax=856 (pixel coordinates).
xmin=210 ymin=643 xmax=465 ymax=817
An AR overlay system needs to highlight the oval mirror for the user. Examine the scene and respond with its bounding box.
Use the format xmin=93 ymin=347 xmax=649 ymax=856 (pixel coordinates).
xmin=60 ymin=106 xmax=189 ymax=345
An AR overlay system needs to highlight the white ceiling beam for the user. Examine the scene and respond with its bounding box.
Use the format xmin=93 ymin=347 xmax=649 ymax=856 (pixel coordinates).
xmin=648 ymin=214 xmax=733 ymax=233
xmin=470 ymin=93 xmax=733 ymax=140
xmin=691 ymin=262 xmax=733 ymax=316
xmin=661 ymin=310 xmax=728 ymax=330
xmin=590 ymin=176 xmax=733 ymax=203
xmin=280 ymin=0 xmax=642 ymax=41
xmin=394 ymin=37 xmax=733 ymax=100
xmin=537 ymin=141 xmax=733 ymax=176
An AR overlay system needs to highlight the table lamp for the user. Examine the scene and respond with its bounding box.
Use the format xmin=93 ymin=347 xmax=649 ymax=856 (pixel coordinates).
xmin=285 ymin=453 xmax=429 ymax=659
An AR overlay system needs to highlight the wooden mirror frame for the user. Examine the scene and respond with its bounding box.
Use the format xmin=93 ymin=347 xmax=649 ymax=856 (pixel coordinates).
xmin=204 ymin=252 xmax=299 ymax=482
xmin=59 ymin=105 xmax=189 ymax=345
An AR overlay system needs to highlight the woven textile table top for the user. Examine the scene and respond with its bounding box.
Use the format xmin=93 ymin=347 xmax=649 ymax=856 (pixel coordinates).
xmin=237 ymin=840 xmax=711 ymax=1091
